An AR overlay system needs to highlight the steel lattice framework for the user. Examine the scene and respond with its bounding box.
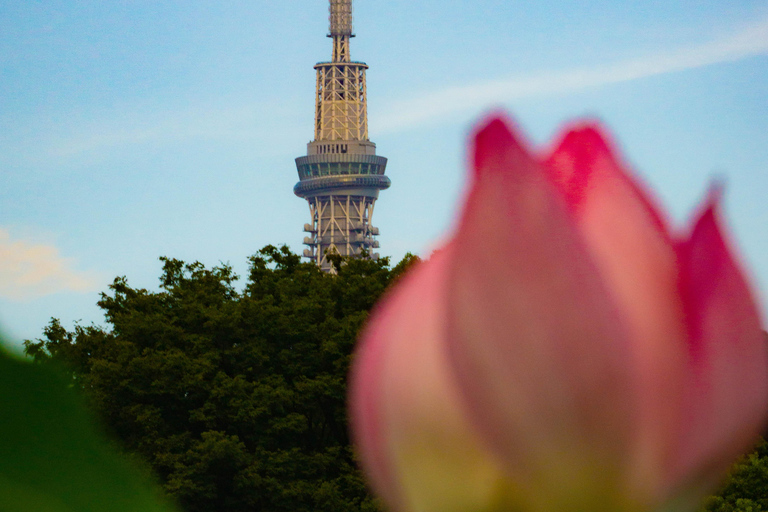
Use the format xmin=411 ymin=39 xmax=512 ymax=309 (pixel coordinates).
xmin=294 ymin=0 xmax=390 ymax=270
xmin=314 ymin=64 xmax=367 ymax=141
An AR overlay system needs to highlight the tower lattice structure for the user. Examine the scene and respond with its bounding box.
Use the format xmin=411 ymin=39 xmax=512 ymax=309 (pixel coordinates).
xmin=294 ymin=0 xmax=390 ymax=270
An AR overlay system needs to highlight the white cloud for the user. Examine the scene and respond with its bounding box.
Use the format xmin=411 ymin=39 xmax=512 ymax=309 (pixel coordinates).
xmin=375 ymin=17 xmax=768 ymax=133
xmin=0 ymin=229 xmax=99 ymax=301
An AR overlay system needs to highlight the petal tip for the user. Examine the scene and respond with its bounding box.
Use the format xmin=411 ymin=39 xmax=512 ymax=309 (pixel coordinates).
xmin=471 ymin=113 xmax=532 ymax=179
xmin=704 ymin=181 xmax=725 ymax=211
xmin=543 ymin=121 xmax=618 ymax=211
xmin=685 ymin=183 xmax=728 ymax=246
xmin=548 ymin=121 xmax=616 ymax=171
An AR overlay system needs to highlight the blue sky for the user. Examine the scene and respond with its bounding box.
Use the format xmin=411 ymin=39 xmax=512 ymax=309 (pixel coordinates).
xmin=1 ymin=0 xmax=767 ymax=350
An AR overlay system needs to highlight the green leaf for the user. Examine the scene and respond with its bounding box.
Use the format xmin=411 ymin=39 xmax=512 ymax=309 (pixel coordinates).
xmin=0 ymin=339 xmax=176 ymax=512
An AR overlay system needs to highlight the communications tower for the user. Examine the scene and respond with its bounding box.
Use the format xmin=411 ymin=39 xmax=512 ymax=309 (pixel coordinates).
xmin=294 ymin=0 xmax=390 ymax=270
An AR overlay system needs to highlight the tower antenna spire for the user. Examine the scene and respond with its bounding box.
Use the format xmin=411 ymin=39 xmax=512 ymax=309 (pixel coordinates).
xmin=293 ymin=0 xmax=390 ymax=270
xmin=329 ymin=0 xmax=354 ymax=62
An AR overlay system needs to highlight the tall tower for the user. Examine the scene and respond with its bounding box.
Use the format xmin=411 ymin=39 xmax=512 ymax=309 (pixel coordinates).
xmin=294 ymin=0 xmax=390 ymax=270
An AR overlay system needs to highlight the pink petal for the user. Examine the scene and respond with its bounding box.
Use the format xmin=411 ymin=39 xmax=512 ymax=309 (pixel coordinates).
xmin=446 ymin=116 xmax=640 ymax=509
xmin=672 ymin=197 xmax=768 ymax=489
xmin=348 ymin=287 xmax=402 ymax=511
xmin=350 ymin=247 xmax=516 ymax=512
xmin=542 ymin=124 xmax=667 ymax=233
xmin=543 ymin=125 xmax=689 ymax=495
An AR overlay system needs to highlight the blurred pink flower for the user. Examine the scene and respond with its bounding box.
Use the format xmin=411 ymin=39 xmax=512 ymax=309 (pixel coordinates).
xmin=349 ymin=114 xmax=768 ymax=512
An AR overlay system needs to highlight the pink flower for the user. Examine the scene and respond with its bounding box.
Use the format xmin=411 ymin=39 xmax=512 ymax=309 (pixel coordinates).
xmin=349 ymin=114 xmax=768 ymax=512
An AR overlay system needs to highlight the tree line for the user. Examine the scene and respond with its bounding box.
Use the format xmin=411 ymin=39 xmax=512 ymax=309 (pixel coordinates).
xmin=23 ymin=246 xmax=766 ymax=512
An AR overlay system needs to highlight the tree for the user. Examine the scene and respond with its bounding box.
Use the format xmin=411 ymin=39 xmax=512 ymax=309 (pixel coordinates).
xmin=25 ymin=244 xmax=768 ymax=512
xmin=25 ymin=246 xmax=419 ymax=512
xmin=702 ymin=438 xmax=768 ymax=512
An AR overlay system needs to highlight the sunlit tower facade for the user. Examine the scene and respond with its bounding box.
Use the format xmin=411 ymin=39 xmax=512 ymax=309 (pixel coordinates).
xmin=294 ymin=0 xmax=390 ymax=269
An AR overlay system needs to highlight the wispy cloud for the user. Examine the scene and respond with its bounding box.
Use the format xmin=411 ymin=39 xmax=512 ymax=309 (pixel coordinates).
xmin=46 ymin=100 xmax=306 ymax=161
xmin=0 ymin=229 xmax=99 ymax=301
xmin=375 ymin=17 xmax=768 ymax=133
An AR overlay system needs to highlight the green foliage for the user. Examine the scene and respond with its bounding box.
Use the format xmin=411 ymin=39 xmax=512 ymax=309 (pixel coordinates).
xmin=24 ymin=246 xmax=415 ymax=512
xmin=14 ymin=244 xmax=768 ymax=512
xmin=0 ymin=341 xmax=176 ymax=512
xmin=702 ymin=439 xmax=768 ymax=512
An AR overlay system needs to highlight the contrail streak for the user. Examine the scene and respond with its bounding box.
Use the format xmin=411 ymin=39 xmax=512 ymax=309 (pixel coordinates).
xmin=375 ymin=17 xmax=768 ymax=133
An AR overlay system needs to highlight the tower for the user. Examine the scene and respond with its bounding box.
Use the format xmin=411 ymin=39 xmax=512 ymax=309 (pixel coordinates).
xmin=294 ymin=0 xmax=390 ymax=270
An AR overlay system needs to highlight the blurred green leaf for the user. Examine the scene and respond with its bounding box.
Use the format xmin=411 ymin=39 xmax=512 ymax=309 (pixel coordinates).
xmin=0 ymin=338 xmax=176 ymax=512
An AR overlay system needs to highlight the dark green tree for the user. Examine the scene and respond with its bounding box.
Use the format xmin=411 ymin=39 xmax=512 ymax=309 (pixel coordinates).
xmin=25 ymin=246 xmax=419 ymax=512
xmin=702 ymin=438 xmax=768 ymax=512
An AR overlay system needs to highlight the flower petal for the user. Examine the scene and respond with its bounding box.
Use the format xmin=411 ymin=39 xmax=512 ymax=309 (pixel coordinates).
xmin=348 ymin=288 xmax=402 ymax=511
xmin=673 ymin=197 xmax=768 ymax=490
xmin=446 ymin=116 xmax=641 ymax=510
xmin=350 ymin=246 xmax=523 ymax=512
xmin=543 ymin=125 xmax=689 ymax=496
